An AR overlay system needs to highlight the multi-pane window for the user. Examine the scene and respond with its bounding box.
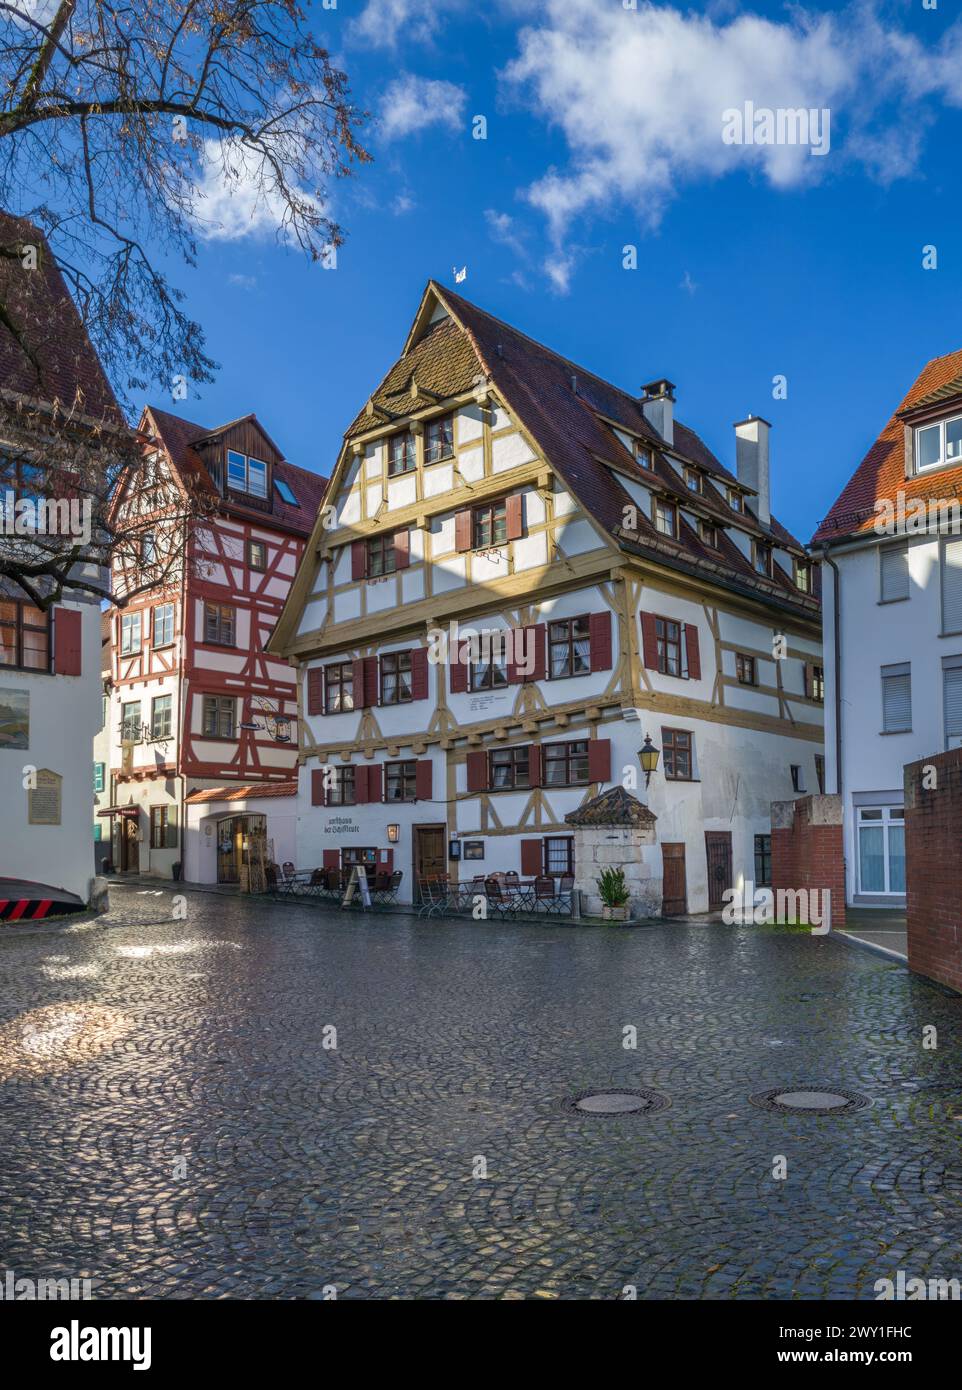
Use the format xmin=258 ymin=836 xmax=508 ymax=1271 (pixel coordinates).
xmin=655 ymin=616 xmax=683 ymax=677
xmin=386 ymin=760 xmax=417 ymax=802
xmin=543 ymin=740 xmax=589 ymax=787
xmin=810 ymin=665 xmax=825 ymax=701
xmin=736 ymin=653 xmax=756 ymax=685
xmin=754 ymin=834 xmax=772 ymax=887
xmin=881 ymin=663 xmax=911 ymax=733
xmin=151 ymin=694 xmax=172 ymax=740
xmin=120 ymin=611 xmax=141 ymax=655
xmin=795 ymin=561 xmax=811 ymax=593
xmin=915 ymin=413 xmax=962 ymax=473
xmin=470 ymin=642 xmax=508 ymax=691
xmin=729 ymin=489 xmax=743 ymax=512
xmin=204 ymin=603 xmax=236 ymax=646
xmin=227 ymin=450 xmax=268 ymax=498
xmin=153 ymin=603 xmax=174 ymax=648
xmin=248 ymin=540 xmax=267 ymax=572
xmin=425 ymin=414 xmax=454 ymax=465
xmin=544 ymin=836 xmax=574 ymax=876
xmin=490 ymin=746 xmax=530 ymax=790
xmin=654 ymin=500 xmax=677 ymax=537
xmin=367 ymin=534 xmax=397 ymax=577
xmin=327 ymin=766 xmax=356 ymax=806
xmin=683 ymin=467 xmax=701 ymax=492
xmin=698 ymin=520 xmax=717 ymax=548
xmin=150 ymin=805 xmax=178 ymax=849
xmin=0 ymin=601 xmax=49 ymax=671
xmin=857 ymin=806 xmax=905 ymax=894
xmin=880 ymin=543 xmax=909 ymax=603
xmin=662 ymin=728 xmax=692 ymax=780
xmin=141 ymin=533 xmax=156 ymax=565
xmin=94 ymin=762 xmax=105 ymax=794
xmin=548 ymin=616 xmax=591 ymax=678
xmin=634 ymin=443 xmax=652 ymax=468
xmin=388 ymin=431 xmax=416 ymax=476
xmin=325 ymin=663 xmax=354 ymax=713
xmin=380 ymin=651 xmax=412 ymax=704
xmin=202 ymin=695 xmax=236 ymax=738
xmin=121 ymin=701 xmax=141 ymax=741
xmin=473 ymin=501 xmax=507 ymax=549
xmin=753 ymin=542 xmax=771 ymax=576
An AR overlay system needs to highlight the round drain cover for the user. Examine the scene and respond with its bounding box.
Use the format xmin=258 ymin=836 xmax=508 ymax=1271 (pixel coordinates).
xmin=750 ymin=1084 xmax=870 ymax=1115
xmin=565 ymin=1087 xmax=670 ymax=1115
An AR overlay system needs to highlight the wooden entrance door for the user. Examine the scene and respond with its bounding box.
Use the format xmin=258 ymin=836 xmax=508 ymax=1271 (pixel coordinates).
xmin=661 ymin=842 xmax=687 ymax=916
xmin=121 ymin=814 xmax=140 ymax=872
xmin=413 ymin=824 xmax=447 ymax=901
xmin=704 ymin=831 xmax=733 ymax=912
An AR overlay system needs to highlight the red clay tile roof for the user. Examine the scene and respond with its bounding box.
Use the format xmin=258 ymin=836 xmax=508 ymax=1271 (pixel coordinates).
xmin=814 ymin=347 xmax=962 ymax=545
xmin=145 ymin=406 xmax=327 ymax=537
xmin=0 ymin=213 xmax=123 ymax=427
xmin=427 ymin=282 xmax=816 ymax=620
xmin=185 ymin=782 xmax=297 ymax=804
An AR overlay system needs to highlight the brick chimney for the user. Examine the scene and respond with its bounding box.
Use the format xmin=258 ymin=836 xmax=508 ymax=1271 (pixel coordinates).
xmin=641 ymin=379 xmax=675 ymax=446
xmin=734 ymin=415 xmax=771 ymax=525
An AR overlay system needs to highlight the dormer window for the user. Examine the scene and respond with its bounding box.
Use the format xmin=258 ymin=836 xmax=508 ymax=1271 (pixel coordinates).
xmin=795 ymin=560 xmax=811 ymax=593
xmin=915 ymin=413 xmax=962 ymax=473
xmin=228 ymin=450 xmax=268 ymax=499
xmin=684 ymin=467 xmax=701 ymax=492
xmin=753 ymin=542 xmax=772 ymax=576
xmin=728 ymin=489 xmax=743 ymax=513
xmin=698 ymin=519 xmax=717 ymax=548
xmin=654 ymin=500 xmax=677 ymax=538
xmin=388 ymin=430 xmax=416 ymax=476
xmin=634 ymin=442 xmax=652 ymax=469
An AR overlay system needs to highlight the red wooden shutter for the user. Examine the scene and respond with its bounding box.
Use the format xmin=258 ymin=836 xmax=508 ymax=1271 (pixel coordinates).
xmin=351 ymin=541 xmax=367 ymax=580
xmin=449 ymin=639 xmax=469 ymax=693
xmin=527 ymin=624 xmax=546 ymax=681
xmin=415 ymin=760 xmax=432 ymax=801
xmin=528 ymin=745 xmax=542 ymax=788
xmin=322 ymin=849 xmax=340 ymax=870
xmin=311 ymin=770 xmax=326 ymax=806
xmin=804 ymin=662 xmax=814 ymax=698
xmin=505 ymin=493 xmax=523 ymax=540
xmin=466 ymin=750 xmax=488 ymax=792
xmin=589 ymin=611 xmax=612 ymax=672
xmin=394 ymin=529 xmax=410 ymax=569
xmin=521 ymin=839 xmax=543 ymax=876
xmin=368 ymin=764 xmax=383 ymax=803
xmin=351 ymin=658 xmax=366 ymax=707
xmin=507 ymin=629 xmax=523 ymax=684
xmin=363 ymin=656 xmax=378 ymax=707
xmin=640 ymin=611 xmax=659 ymax=669
xmin=410 ymin=647 xmax=429 ymax=700
xmin=54 ymin=607 xmax=82 ymax=676
xmin=455 ymin=509 xmax=473 ymax=552
xmin=685 ymin=624 xmax=701 ymax=680
xmin=354 ymin=765 xmax=368 ymax=804
xmin=307 ymin=667 xmax=324 ymax=716
xmin=588 ymin=738 xmax=611 ymax=784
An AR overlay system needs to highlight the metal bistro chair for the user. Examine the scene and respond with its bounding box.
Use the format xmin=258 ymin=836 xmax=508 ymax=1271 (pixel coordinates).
xmin=556 ymin=874 xmax=575 ymax=916
xmin=533 ymin=875 xmax=558 ymax=914
xmin=417 ymin=875 xmax=446 ymax=918
xmin=484 ymin=876 xmax=514 ymax=921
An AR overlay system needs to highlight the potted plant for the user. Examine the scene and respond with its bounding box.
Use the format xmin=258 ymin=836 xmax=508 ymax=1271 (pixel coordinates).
xmin=598 ymin=866 xmax=631 ymax=922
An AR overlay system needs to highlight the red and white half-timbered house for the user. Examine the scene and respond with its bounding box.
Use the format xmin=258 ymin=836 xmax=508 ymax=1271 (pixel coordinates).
xmin=102 ymin=409 xmax=326 ymax=881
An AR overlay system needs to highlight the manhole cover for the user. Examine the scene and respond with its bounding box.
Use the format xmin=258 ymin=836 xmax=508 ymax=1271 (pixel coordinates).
xmin=750 ymin=1085 xmax=870 ymax=1115
xmin=565 ymin=1087 xmax=670 ymax=1115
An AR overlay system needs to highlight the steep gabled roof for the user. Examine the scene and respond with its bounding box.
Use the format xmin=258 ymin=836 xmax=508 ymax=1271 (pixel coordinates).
xmin=0 ymin=212 xmax=123 ymax=428
xmin=144 ymin=406 xmax=327 ymax=537
xmin=814 ymin=347 xmax=962 ymax=546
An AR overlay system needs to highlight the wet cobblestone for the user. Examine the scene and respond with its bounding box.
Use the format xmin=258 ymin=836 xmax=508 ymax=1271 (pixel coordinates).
xmin=1 ymin=885 xmax=961 ymax=1299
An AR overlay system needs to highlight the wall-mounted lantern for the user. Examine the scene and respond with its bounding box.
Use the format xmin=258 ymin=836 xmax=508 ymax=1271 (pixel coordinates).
xmin=639 ymin=734 xmax=660 ymax=787
xmin=386 ymin=824 xmax=400 ymax=843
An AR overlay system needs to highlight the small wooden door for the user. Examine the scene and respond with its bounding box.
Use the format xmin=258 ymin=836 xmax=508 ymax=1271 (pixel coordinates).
xmin=661 ymin=842 xmax=687 ymax=916
xmin=704 ymin=831 xmax=733 ymax=912
xmin=121 ymin=815 xmax=140 ymax=872
xmin=413 ymin=824 xmax=447 ymax=901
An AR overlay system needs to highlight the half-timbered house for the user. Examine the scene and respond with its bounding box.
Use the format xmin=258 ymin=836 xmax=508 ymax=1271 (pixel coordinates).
xmin=101 ymin=409 xmax=326 ymax=881
xmin=269 ymin=282 xmax=824 ymax=913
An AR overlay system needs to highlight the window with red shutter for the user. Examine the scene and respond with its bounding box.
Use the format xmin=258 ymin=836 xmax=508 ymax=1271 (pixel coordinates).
xmin=505 ymin=493 xmax=523 ymax=540
xmin=528 ymin=745 xmax=542 ymax=788
xmin=306 ymin=667 xmax=323 ymax=716
xmin=415 ymin=760 xmax=432 ymax=801
xmin=587 ymin=738 xmax=611 ymax=784
xmin=640 ymin=611 xmax=659 ymax=669
xmin=367 ymin=764 xmax=383 ymax=803
xmin=354 ymin=765 xmax=368 ymax=804
xmin=54 ymin=607 xmax=82 ymax=677
xmin=685 ymin=624 xmax=701 ymax=681
xmin=520 ymin=839 xmax=543 ymax=876
xmin=510 ymin=623 xmax=546 ymax=683
xmin=394 ymin=529 xmax=411 ymax=569
xmin=454 ymin=510 xmax=472 ymax=552
xmin=322 ymin=849 xmax=340 ymax=870
xmin=589 ymin=611 xmax=613 ymax=672
xmin=363 ymin=655 xmax=378 ymax=707
xmin=410 ymin=647 xmax=429 ymax=700
xmin=449 ymin=639 xmax=469 ymax=693
xmin=466 ymin=750 xmax=488 ymax=792
xmin=351 ymin=541 xmax=366 ymax=580
xmin=311 ymin=770 xmax=326 ymax=806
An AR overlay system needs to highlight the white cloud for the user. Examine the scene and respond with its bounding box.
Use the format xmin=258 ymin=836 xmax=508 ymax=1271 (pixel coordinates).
xmin=192 ymin=139 xmax=325 ymax=243
xmin=352 ymin=0 xmax=466 ymax=50
xmin=379 ymin=75 xmax=467 ymax=141
xmin=502 ymin=1 xmax=962 ymax=280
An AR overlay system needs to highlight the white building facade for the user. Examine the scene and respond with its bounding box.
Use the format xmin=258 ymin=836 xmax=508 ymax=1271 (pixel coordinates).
xmin=815 ymin=346 xmax=962 ymax=909
xmin=271 ymin=283 xmax=824 ymax=913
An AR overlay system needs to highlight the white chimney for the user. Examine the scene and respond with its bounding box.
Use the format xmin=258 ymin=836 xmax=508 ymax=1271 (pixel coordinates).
xmin=641 ymin=378 xmax=675 ymax=447
xmin=734 ymin=415 xmax=771 ymax=526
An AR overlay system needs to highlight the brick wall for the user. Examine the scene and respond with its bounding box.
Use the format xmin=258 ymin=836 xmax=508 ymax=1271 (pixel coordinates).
xmin=904 ymin=749 xmax=962 ymax=994
xmin=770 ymin=795 xmax=845 ymax=928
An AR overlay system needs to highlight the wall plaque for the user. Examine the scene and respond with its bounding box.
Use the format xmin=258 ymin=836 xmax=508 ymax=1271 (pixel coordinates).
xmin=28 ymin=769 xmax=62 ymax=826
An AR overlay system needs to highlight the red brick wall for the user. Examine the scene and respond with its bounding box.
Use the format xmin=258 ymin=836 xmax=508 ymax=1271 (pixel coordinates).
xmin=770 ymin=796 xmax=846 ymax=928
xmin=904 ymin=749 xmax=962 ymax=994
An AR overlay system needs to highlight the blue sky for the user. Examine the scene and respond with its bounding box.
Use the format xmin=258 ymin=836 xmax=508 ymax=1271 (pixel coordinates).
xmin=170 ymin=0 xmax=962 ymax=543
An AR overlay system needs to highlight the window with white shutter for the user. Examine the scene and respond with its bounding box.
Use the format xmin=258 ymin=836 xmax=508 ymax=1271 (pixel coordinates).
xmin=881 ymin=662 xmax=911 ymax=733
xmin=880 ymin=543 xmax=909 ymax=603
xmin=943 ymin=656 xmax=962 ymax=748
xmin=942 ymin=538 xmax=962 ymax=635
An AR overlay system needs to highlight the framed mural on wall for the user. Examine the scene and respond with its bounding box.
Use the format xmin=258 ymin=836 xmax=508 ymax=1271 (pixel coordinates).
xmin=0 ymin=688 xmax=28 ymax=751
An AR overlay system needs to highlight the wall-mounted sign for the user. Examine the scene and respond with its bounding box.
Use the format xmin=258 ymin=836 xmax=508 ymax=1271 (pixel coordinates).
xmin=28 ymin=769 xmax=62 ymax=825
xmin=0 ymin=688 xmax=29 ymax=751
xmin=463 ymin=840 xmax=485 ymax=861
xmin=448 ymin=839 xmax=461 ymax=860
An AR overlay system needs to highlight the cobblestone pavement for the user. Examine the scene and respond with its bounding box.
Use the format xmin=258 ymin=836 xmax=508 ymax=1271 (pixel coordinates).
xmin=1 ymin=885 xmax=961 ymax=1300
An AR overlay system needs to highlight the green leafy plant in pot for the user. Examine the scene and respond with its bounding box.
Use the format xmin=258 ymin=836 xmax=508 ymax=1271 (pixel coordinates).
xmin=598 ymin=866 xmax=631 ymax=922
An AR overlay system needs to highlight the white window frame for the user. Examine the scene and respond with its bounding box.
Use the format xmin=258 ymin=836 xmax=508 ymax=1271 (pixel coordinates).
xmin=856 ymin=805 xmax=905 ymax=896
xmin=881 ymin=661 xmax=912 ymax=733
xmin=915 ymin=412 xmax=962 ymax=474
